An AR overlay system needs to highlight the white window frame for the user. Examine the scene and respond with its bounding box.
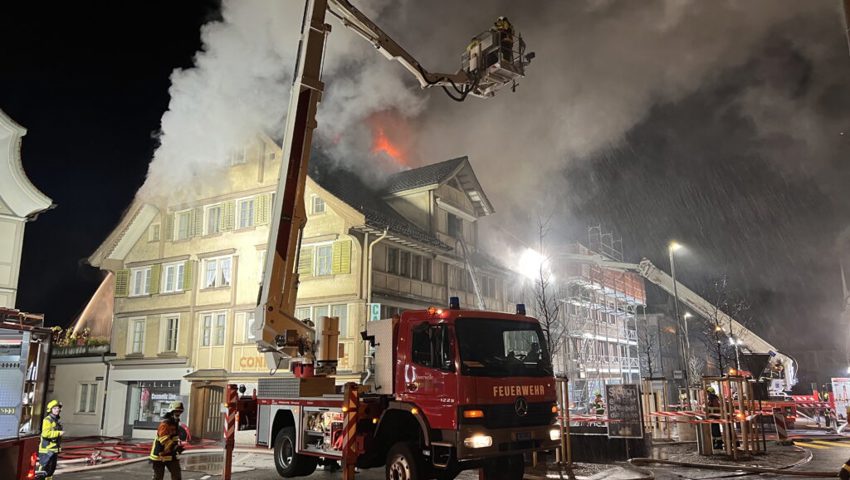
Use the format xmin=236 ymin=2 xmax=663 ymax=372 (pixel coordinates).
xmin=77 ymin=382 xmax=98 ymax=414
xmin=200 ymin=311 xmax=227 ymax=347
xmin=161 ymin=262 xmax=185 ymax=294
xmin=202 ymin=255 xmax=233 ymax=289
xmin=229 ymin=147 xmax=247 ymax=166
xmin=314 ymin=243 xmax=333 ymax=276
xmin=311 ymin=195 xmax=325 ymax=215
xmin=160 ymin=314 xmax=180 ymax=353
xmin=294 ymin=304 xmax=349 ymax=338
xmin=205 ymin=204 xmax=223 ymax=235
xmin=237 ymin=197 xmax=255 ymax=229
xmin=130 ymin=267 xmax=151 ymax=297
xmin=244 ymin=311 xmax=257 ymax=344
xmin=149 ymin=223 xmax=161 ymax=242
xmin=174 ymin=209 xmax=192 ymax=241
xmin=128 ymin=317 xmax=146 ymax=354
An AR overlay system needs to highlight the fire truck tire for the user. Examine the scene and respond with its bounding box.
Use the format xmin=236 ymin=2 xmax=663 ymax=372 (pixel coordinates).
xmin=386 ymin=442 xmax=425 ymax=480
xmin=274 ymin=427 xmax=318 ymax=477
xmin=481 ymin=454 xmax=524 ymax=480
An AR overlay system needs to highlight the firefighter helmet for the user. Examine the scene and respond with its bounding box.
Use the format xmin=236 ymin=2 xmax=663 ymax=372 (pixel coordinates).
xmin=706 ymin=386 xmax=716 ymax=394
xmin=47 ymin=399 xmax=63 ymax=410
xmin=169 ymin=401 xmax=185 ymax=413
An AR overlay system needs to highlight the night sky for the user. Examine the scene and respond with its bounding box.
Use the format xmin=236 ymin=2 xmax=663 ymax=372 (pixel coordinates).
xmin=3 ymin=1 xmax=850 ymax=387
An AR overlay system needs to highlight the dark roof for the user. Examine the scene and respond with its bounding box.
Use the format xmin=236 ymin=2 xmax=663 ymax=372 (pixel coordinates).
xmin=309 ymin=161 xmax=450 ymax=250
xmin=383 ymin=157 xmax=467 ymax=194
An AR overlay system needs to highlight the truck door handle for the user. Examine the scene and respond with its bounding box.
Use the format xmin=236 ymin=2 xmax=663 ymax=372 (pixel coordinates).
xmin=407 ymin=382 xmax=418 ymax=392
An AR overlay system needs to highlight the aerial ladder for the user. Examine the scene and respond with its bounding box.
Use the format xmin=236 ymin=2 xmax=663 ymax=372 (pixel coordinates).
xmin=253 ymin=0 xmax=534 ymax=373
xmin=559 ymin=253 xmax=798 ymax=391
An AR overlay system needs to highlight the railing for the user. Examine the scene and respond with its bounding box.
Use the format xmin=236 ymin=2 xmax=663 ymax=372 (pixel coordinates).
xmin=52 ymin=344 xmax=110 ymax=358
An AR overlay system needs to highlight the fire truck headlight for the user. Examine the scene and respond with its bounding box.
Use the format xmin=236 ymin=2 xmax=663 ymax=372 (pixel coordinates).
xmin=549 ymin=428 xmax=561 ymax=441
xmin=463 ymin=434 xmax=493 ymax=449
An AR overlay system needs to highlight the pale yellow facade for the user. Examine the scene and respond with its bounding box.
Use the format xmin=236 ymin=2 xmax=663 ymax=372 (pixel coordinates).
xmin=91 ymin=142 xmax=514 ymax=438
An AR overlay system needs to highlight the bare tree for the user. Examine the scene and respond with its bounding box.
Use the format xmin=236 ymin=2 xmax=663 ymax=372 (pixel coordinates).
xmin=532 ymin=215 xmax=563 ymax=356
xmin=637 ymin=322 xmax=660 ymax=378
xmin=688 ymin=355 xmax=706 ymax=383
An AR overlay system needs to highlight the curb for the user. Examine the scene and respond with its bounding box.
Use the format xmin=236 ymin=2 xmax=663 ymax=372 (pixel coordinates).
xmin=628 ymin=446 xmax=827 ymax=478
xmin=56 ymin=447 xmax=272 ymax=474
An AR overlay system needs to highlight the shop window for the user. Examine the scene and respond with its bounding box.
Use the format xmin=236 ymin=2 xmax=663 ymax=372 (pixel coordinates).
xmin=128 ymin=380 xmax=181 ymax=430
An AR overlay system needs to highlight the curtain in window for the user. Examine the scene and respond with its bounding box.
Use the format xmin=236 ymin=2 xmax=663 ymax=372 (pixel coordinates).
xmin=205 ymin=259 xmax=217 ymax=287
xmin=221 ymin=257 xmax=232 ymax=285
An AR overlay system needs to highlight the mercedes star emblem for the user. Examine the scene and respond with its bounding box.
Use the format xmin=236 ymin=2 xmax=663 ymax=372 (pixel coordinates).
xmin=515 ymin=396 xmax=529 ymax=416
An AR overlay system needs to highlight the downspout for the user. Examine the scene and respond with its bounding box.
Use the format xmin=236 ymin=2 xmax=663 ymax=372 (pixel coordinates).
xmin=362 ymin=228 xmax=388 ymax=386
xmin=366 ymin=228 xmax=389 ymax=306
xmin=99 ymin=352 xmax=111 ymax=433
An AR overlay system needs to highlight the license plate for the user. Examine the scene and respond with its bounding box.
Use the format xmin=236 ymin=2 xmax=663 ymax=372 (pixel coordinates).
xmin=516 ymin=431 xmax=531 ymax=441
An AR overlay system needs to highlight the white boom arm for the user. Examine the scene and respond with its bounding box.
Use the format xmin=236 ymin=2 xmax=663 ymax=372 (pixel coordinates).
xmin=559 ymin=253 xmax=797 ymax=389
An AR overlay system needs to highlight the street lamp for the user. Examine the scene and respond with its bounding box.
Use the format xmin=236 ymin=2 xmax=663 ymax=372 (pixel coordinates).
xmin=668 ymin=241 xmax=689 ymax=393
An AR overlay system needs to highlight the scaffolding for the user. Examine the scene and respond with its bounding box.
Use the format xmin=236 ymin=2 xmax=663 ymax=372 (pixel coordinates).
xmin=557 ymin=227 xmax=646 ymax=413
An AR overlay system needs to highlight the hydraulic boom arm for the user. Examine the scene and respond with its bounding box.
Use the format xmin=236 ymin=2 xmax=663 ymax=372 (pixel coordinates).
xmin=254 ymin=0 xmax=530 ymax=371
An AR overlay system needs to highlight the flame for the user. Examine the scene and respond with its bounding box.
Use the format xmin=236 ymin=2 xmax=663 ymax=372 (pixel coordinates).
xmin=368 ymin=110 xmax=411 ymax=167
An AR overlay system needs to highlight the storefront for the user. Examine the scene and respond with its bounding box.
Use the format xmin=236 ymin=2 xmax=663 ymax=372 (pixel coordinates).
xmin=104 ymin=358 xmax=191 ymax=439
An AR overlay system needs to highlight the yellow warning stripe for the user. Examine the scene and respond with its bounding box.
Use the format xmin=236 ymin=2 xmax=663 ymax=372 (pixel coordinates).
xmin=794 ymin=442 xmax=829 ymax=449
xmin=811 ymin=440 xmax=850 ymax=448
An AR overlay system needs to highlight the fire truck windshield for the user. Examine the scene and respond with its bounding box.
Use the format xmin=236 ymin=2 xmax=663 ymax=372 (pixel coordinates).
xmin=455 ymin=318 xmax=553 ymax=377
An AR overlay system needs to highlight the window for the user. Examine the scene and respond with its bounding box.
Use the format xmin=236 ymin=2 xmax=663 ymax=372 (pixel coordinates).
xmin=130 ymin=267 xmax=151 ymax=297
xmin=161 ymin=262 xmax=185 ymax=293
xmin=238 ymin=198 xmax=255 ymax=229
xmin=128 ymin=381 xmax=180 ymax=429
xmin=245 ymin=311 xmax=257 ymax=343
xmin=315 ymin=244 xmax=333 ymax=276
xmin=447 ymin=213 xmax=463 ymax=239
xmin=331 ymin=304 xmax=348 ymax=338
xmin=400 ymin=251 xmax=411 ymax=277
xmin=215 ymin=312 xmax=226 ymax=345
xmin=175 ymin=210 xmax=192 ymax=241
xmin=314 ymin=305 xmax=329 ymax=321
xmin=311 ymin=196 xmax=325 ymax=214
xmin=411 ymin=323 xmax=453 ymax=371
xmin=162 ymin=315 xmax=179 ymax=352
xmin=201 ymin=312 xmax=226 ymax=346
xmin=129 ymin=318 xmax=145 ymax=354
xmin=206 ymin=204 xmax=222 ymax=235
xmin=422 ymin=258 xmax=432 ymax=283
xmin=229 ymin=148 xmax=247 ymax=165
xmin=203 ymin=256 xmax=232 ymax=288
xmin=149 ymin=224 xmax=161 ymax=242
xmin=295 ymin=307 xmax=311 ymax=321
xmin=78 ymin=383 xmax=98 ymax=413
xmin=387 ymin=248 xmax=399 ymax=274
xmin=412 ymin=255 xmax=421 ymax=280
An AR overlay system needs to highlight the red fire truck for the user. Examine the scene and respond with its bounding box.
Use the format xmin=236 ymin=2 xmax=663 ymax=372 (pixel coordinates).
xmin=0 ymin=308 xmax=52 ymax=480
xmin=248 ymin=303 xmax=560 ymax=480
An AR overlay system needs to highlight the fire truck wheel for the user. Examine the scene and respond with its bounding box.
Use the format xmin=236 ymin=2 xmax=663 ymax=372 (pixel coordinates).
xmin=274 ymin=427 xmax=318 ymax=477
xmin=386 ymin=442 xmax=425 ymax=480
xmin=481 ymin=454 xmax=524 ymax=480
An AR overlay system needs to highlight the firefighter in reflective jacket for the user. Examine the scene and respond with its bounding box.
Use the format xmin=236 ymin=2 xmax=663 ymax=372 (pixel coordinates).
xmin=37 ymin=399 xmax=64 ymax=480
xmin=150 ymin=401 xmax=185 ymax=480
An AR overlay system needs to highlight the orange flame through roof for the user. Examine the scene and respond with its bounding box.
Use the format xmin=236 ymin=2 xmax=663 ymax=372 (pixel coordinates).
xmin=369 ymin=110 xmax=411 ymax=167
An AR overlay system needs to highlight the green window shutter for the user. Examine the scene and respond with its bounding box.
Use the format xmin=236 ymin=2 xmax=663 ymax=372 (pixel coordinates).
xmin=193 ymin=207 xmax=204 ymax=237
xmin=298 ymin=246 xmax=313 ymax=277
xmin=164 ymin=213 xmax=174 ymax=241
xmin=332 ymin=240 xmax=351 ymax=274
xmin=114 ymin=269 xmax=130 ymax=297
xmin=183 ymin=260 xmax=193 ymax=290
xmin=256 ymin=193 xmax=272 ymax=225
xmin=254 ymin=194 xmax=265 ymax=225
xmin=223 ymin=201 xmax=235 ymax=231
xmin=149 ymin=264 xmax=161 ymax=294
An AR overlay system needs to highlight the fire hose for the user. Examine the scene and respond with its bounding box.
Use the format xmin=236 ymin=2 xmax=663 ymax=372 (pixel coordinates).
xmin=55 ymin=436 xmax=267 ymax=473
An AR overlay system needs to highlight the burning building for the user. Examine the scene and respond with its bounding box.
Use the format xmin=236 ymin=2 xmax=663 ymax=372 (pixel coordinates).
xmin=87 ymin=136 xmax=516 ymax=439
